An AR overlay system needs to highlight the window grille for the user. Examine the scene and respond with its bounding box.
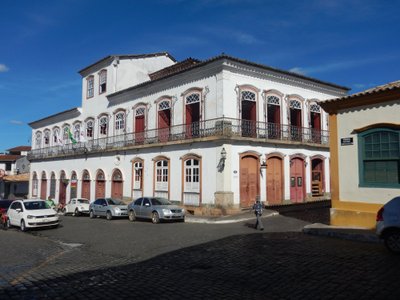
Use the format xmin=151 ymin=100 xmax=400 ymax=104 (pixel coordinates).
xmin=267 ymin=95 xmax=280 ymax=106
xmin=241 ymin=91 xmax=256 ymax=102
xmin=186 ymin=93 xmax=200 ymax=104
xmin=290 ymin=100 xmax=302 ymax=109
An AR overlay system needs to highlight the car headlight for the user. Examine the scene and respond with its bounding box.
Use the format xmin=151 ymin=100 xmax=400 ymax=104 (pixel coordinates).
xmin=181 ymin=208 xmax=185 ymax=214
xmin=162 ymin=209 xmax=172 ymax=214
xmin=27 ymin=215 xmax=35 ymax=219
xmin=114 ymin=207 xmax=121 ymax=213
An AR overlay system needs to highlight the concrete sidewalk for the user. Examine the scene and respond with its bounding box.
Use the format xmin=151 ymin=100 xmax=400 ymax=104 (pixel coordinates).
xmin=186 ymin=208 xmax=381 ymax=244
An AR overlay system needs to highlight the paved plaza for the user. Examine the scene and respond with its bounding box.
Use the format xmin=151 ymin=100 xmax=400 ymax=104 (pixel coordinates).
xmin=0 ymin=212 xmax=399 ymax=299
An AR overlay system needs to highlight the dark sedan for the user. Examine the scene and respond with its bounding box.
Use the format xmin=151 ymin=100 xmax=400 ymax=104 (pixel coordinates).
xmin=127 ymin=197 xmax=185 ymax=224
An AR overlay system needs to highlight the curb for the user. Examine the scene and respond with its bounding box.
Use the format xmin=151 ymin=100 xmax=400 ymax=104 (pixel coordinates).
xmin=303 ymin=223 xmax=381 ymax=243
xmin=185 ymin=211 xmax=279 ymax=224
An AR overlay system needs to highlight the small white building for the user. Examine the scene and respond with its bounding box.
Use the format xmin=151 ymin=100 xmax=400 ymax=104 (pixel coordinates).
xmin=28 ymin=53 xmax=348 ymax=214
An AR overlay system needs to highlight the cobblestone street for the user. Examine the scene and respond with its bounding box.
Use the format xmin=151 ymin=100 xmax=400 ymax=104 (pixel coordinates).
xmin=1 ymin=213 xmax=399 ymax=299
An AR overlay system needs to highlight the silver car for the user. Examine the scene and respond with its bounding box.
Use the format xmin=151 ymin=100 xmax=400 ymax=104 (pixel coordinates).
xmin=89 ymin=198 xmax=128 ymax=220
xmin=376 ymin=196 xmax=400 ymax=254
xmin=128 ymin=197 xmax=185 ymax=224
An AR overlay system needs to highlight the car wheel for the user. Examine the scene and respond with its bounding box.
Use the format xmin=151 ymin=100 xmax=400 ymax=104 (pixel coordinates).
xmin=5 ymin=218 xmax=10 ymax=230
xmin=89 ymin=210 xmax=95 ymax=219
xmin=106 ymin=211 xmax=113 ymax=220
xmin=20 ymin=219 xmax=27 ymax=232
xmin=151 ymin=212 xmax=160 ymax=224
xmin=74 ymin=208 xmax=80 ymax=217
xmin=384 ymin=229 xmax=400 ymax=254
xmin=128 ymin=210 xmax=136 ymax=222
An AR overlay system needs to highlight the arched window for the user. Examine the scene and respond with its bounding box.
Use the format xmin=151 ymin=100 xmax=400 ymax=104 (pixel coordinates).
xmin=73 ymin=123 xmax=81 ymax=142
xmin=132 ymin=159 xmax=143 ymax=199
xmin=86 ymin=119 xmax=94 ymax=139
xmin=266 ymin=94 xmax=282 ymax=139
xmin=115 ymin=112 xmax=125 ymax=135
xmin=157 ymin=99 xmax=172 ymax=142
xmin=134 ymin=106 xmax=146 ymax=143
xmin=240 ymin=89 xmax=257 ymax=137
xmin=182 ymin=155 xmax=201 ymax=206
xmin=87 ymin=75 xmax=94 ymax=98
xmin=53 ymin=128 xmax=60 ymax=146
xmin=44 ymin=130 xmax=50 ymax=146
xmin=99 ymin=116 xmax=108 ymax=136
xmin=154 ymin=159 xmax=169 ymax=198
xmin=35 ymin=132 xmax=42 ymax=149
xmin=99 ymin=69 xmax=107 ymax=94
xmin=32 ymin=172 xmax=38 ymax=197
xmin=288 ymin=96 xmax=304 ymax=141
xmin=63 ymin=125 xmax=70 ymax=144
xmin=309 ymin=102 xmax=322 ymax=143
xmin=184 ymin=91 xmax=201 ymax=138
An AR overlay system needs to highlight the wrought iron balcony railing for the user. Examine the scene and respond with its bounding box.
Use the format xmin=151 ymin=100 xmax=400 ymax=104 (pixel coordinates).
xmin=28 ymin=117 xmax=329 ymax=160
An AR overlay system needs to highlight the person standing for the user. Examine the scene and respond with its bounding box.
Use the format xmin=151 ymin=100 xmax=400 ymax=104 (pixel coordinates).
xmin=253 ymin=199 xmax=264 ymax=231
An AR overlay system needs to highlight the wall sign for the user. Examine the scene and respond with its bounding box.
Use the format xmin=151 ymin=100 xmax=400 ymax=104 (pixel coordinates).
xmin=341 ymin=137 xmax=353 ymax=146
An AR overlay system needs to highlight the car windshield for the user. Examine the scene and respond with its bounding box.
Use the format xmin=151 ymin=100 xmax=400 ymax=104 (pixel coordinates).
xmin=106 ymin=198 xmax=123 ymax=205
xmin=0 ymin=201 xmax=13 ymax=209
xmin=151 ymin=198 xmax=172 ymax=206
xmin=24 ymin=201 xmax=48 ymax=210
xmin=78 ymin=199 xmax=89 ymax=204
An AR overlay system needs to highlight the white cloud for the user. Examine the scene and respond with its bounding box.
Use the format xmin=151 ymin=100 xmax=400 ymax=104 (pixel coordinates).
xmin=10 ymin=120 xmax=25 ymax=125
xmin=289 ymin=67 xmax=306 ymax=75
xmin=0 ymin=64 xmax=9 ymax=72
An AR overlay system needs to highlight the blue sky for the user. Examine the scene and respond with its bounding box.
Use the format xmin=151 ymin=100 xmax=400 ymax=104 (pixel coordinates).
xmin=1 ymin=0 xmax=399 ymax=152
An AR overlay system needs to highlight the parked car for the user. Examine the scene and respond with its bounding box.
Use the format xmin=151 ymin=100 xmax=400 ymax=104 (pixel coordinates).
xmin=89 ymin=198 xmax=128 ymax=220
xmin=127 ymin=197 xmax=185 ymax=224
xmin=376 ymin=196 xmax=400 ymax=254
xmin=63 ymin=198 xmax=90 ymax=216
xmin=0 ymin=199 xmax=15 ymax=229
xmin=6 ymin=199 xmax=59 ymax=231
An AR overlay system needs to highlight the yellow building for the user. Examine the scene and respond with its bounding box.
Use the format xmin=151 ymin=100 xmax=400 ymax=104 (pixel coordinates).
xmin=320 ymin=80 xmax=400 ymax=229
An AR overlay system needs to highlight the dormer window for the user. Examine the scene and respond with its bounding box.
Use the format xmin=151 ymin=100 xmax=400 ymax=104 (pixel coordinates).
xmin=87 ymin=76 xmax=94 ymax=98
xmin=99 ymin=70 xmax=107 ymax=94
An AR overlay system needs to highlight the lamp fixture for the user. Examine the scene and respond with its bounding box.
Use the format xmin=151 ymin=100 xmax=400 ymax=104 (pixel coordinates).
xmin=217 ymin=147 xmax=227 ymax=172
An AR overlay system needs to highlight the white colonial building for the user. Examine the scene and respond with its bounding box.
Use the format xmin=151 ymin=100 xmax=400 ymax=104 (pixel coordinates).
xmin=28 ymin=52 xmax=348 ymax=213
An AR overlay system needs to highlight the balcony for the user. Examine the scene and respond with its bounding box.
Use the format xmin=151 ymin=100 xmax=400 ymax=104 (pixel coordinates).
xmin=28 ymin=117 xmax=329 ymax=160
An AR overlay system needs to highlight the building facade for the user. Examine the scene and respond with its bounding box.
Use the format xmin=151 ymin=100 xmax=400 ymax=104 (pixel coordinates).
xmin=320 ymin=80 xmax=400 ymax=228
xmin=28 ymin=53 xmax=348 ymax=213
xmin=0 ymin=146 xmax=31 ymax=199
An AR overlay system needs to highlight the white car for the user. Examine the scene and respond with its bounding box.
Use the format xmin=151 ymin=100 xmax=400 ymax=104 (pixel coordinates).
xmin=376 ymin=196 xmax=400 ymax=254
xmin=6 ymin=199 xmax=59 ymax=231
xmin=63 ymin=198 xmax=90 ymax=216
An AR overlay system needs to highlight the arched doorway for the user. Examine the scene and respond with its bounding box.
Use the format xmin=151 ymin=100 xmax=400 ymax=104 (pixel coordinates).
xmin=132 ymin=160 xmax=143 ymax=199
xmin=241 ymin=90 xmax=257 ymax=137
xmin=240 ymin=153 xmax=259 ymax=207
xmin=158 ymin=100 xmax=171 ymax=142
xmin=49 ymin=172 xmax=56 ymax=199
xmin=135 ymin=107 xmax=145 ymax=144
xmin=59 ymin=171 xmax=67 ymax=205
xmin=289 ymin=99 xmax=302 ymax=141
xmin=266 ymin=155 xmax=283 ymax=205
xmin=266 ymin=95 xmax=281 ymax=139
xmin=70 ymin=171 xmax=78 ymax=200
xmin=185 ymin=92 xmax=200 ymax=138
xmin=311 ymin=157 xmax=324 ymax=197
xmin=40 ymin=171 xmax=47 ymax=200
xmin=310 ymin=103 xmax=322 ymax=143
xmin=290 ymin=157 xmax=305 ymax=203
xmin=81 ymin=170 xmax=91 ymax=200
xmin=111 ymin=169 xmax=123 ymax=200
xmin=95 ymin=170 xmax=106 ymax=199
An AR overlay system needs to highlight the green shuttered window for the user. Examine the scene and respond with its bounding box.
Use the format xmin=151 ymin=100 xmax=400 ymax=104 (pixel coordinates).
xmin=359 ymin=129 xmax=400 ymax=188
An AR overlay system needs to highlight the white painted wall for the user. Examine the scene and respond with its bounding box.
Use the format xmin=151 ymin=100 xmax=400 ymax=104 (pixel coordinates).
xmin=337 ymin=99 xmax=400 ymax=204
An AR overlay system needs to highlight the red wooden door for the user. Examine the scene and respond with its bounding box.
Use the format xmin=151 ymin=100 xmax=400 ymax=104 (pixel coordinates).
xmin=268 ymin=105 xmax=281 ymax=139
xmin=266 ymin=157 xmax=283 ymax=205
xmin=290 ymin=158 xmax=305 ymax=203
xmin=95 ymin=181 xmax=105 ymax=199
xmin=81 ymin=180 xmax=91 ymax=200
xmin=240 ymin=156 xmax=259 ymax=207
xmin=290 ymin=109 xmax=302 ymax=141
xmin=40 ymin=180 xmax=47 ymax=200
xmin=242 ymin=101 xmax=256 ymax=137
xmin=311 ymin=158 xmax=324 ymax=196
xmin=59 ymin=181 xmax=66 ymax=205
xmin=135 ymin=115 xmax=145 ymax=143
xmin=311 ymin=112 xmax=321 ymax=143
xmin=111 ymin=181 xmax=123 ymax=200
xmin=186 ymin=103 xmax=200 ymax=138
xmin=158 ymin=110 xmax=170 ymax=142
